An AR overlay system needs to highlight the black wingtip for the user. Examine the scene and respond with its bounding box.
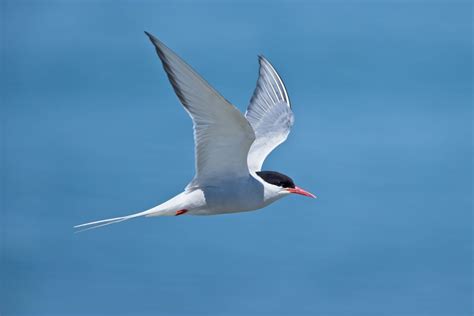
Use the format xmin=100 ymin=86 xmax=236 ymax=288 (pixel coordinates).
xmin=144 ymin=31 xmax=154 ymax=41
xmin=258 ymin=55 xmax=271 ymax=64
xmin=145 ymin=31 xmax=162 ymax=44
xmin=144 ymin=31 xmax=167 ymax=52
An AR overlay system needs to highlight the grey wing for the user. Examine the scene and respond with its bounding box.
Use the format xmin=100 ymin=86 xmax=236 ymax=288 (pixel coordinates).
xmin=145 ymin=32 xmax=256 ymax=188
xmin=245 ymin=56 xmax=294 ymax=171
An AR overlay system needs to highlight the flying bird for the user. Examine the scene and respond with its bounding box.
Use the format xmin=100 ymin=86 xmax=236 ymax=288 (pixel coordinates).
xmin=75 ymin=32 xmax=315 ymax=231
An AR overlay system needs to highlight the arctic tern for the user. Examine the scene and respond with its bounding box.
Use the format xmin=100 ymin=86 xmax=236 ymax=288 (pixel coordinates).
xmin=75 ymin=32 xmax=315 ymax=231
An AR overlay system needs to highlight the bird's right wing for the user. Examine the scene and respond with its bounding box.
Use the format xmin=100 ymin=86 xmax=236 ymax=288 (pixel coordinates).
xmin=145 ymin=32 xmax=255 ymax=189
xmin=245 ymin=56 xmax=294 ymax=171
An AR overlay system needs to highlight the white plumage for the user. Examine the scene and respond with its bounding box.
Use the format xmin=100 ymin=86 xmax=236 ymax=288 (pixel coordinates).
xmin=74 ymin=32 xmax=314 ymax=232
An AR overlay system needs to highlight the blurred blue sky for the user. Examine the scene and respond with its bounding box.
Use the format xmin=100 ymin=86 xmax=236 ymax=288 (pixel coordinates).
xmin=1 ymin=1 xmax=472 ymax=315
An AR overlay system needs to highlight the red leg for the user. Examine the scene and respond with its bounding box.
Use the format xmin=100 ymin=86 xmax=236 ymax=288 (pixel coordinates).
xmin=175 ymin=209 xmax=188 ymax=216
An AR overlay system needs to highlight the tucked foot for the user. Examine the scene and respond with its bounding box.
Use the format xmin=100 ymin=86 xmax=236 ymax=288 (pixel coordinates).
xmin=175 ymin=209 xmax=188 ymax=216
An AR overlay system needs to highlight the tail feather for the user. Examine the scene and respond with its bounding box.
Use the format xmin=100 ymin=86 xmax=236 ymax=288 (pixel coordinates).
xmin=74 ymin=211 xmax=149 ymax=233
xmin=75 ymin=191 xmax=191 ymax=232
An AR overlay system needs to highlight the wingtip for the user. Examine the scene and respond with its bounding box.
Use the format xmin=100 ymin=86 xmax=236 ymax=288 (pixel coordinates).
xmin=144 ymin=31 xmax=168 ymax=54
xmin=258 ymin=54 xmax=268 ymax=63
xmin=144 ymin=31 xmax=155 ymax=41
xmin=145 ymin=31 xmax=163 ymax=45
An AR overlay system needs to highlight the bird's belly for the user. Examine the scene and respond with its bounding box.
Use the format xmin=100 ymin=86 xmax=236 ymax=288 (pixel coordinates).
xmin=191 ymin=178 xmax=266 ymax=215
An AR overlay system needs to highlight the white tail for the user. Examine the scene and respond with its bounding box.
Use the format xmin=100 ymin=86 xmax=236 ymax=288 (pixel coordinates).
xmin=74 ymin=191 xmax=194 ymax=232
xmin=73 ymin=210 xmax=152 ymax=232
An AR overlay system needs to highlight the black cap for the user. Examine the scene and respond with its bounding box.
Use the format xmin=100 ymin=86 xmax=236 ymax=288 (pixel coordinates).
xmin=256 ymin=171 xmax=295 ymax=188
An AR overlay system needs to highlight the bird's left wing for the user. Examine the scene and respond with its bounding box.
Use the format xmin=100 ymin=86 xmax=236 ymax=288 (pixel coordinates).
xmin=145 ymin=32 xmax=255 ymax=188
xmin=245 ymin=56 xmax=294 ymax=171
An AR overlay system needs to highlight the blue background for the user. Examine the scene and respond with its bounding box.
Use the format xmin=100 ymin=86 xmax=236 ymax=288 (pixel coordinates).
xmin=2 ymin=1 xmax=472 ymax=315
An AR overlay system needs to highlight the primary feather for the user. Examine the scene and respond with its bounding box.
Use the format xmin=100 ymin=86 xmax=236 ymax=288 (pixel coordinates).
xmin=245 ymin=56 xmax=294 ymax=171
xmin=145 ymin=32 xmax=256 ymax=189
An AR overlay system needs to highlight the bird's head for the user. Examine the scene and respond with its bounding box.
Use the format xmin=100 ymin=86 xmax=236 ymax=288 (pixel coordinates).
xmin=256 ymin=171 xmax=316 ymax=198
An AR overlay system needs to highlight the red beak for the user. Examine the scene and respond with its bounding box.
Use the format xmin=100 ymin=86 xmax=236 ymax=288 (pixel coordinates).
xmin=286 ymin=186 xmax=316 ymax=198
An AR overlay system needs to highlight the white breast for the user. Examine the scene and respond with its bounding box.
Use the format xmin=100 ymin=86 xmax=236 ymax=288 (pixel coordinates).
xmin=188 ymin=175 xmax=284 ymax=215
